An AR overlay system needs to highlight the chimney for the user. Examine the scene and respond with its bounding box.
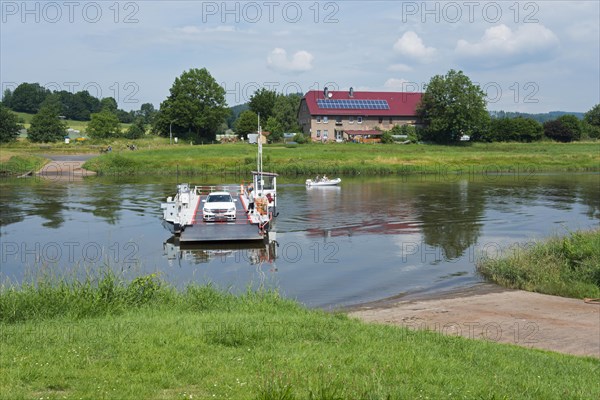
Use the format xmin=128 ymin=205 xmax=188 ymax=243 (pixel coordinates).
xmin=323 ymin=87 xmax=329 ymax=99
xmin=349 ymin=87 xmax=354 ymax=98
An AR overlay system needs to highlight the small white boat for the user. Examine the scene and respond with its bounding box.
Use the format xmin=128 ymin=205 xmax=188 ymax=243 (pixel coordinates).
xmin=305 ymin=177 xmax=341 ymax=187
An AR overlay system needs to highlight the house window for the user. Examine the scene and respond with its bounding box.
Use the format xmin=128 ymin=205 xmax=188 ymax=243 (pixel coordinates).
xmin=389 ymin=117 xmax=393 ymax=124
xmin=357 ymin=116 xmax=363 ymax=124
xmin=323 ymin=130 xmax=328 ymax=139
xmin=335 ymin=116 xmax=342 ymax=126
xmin=378 ymin=117 xmax=383 ymax=124
xmin=316 ymin=116 xmax=321 ymax=123
xmin=349 ymin=116 xmax=354 ymax=124
xmin=316 ymin=130 xmax=321 ymax=138
xmin=323 ymin=116 xmax=329 ymax=123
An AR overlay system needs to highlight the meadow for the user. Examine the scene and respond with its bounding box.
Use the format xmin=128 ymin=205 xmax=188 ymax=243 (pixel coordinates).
xmin=1 ymin=271 xmax=598 ymax=399
xmin=80 ymin=141 xmax=600 ymax=176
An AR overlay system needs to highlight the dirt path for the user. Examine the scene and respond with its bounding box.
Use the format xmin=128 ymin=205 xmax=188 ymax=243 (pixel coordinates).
xmin=348 ymin=284 xmax=600 ymax=358
xmin=36 ymin=154 xmax=96 ymax=181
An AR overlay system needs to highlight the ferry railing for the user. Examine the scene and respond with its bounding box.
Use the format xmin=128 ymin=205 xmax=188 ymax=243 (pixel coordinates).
xmin=193 ymin=184 xmax=246 ymax=196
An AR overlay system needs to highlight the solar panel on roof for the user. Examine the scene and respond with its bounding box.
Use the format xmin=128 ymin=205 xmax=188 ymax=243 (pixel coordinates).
xmin=316 ymin=99 xmax=390 ymax=110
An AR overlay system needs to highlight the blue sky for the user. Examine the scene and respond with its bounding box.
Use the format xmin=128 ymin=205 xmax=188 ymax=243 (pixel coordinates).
xmin=1 ymin=1 xmax=598 ymax=112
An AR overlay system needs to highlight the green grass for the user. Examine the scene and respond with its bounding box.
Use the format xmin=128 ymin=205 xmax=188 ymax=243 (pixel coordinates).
xmin=1 ymin=271 xmax=598 ymax=399
xmin=477 ymin=229 xmax=600 ymax=299
xmin=81 ymin=141 xmax=600 ymax=176
xmin=0 ymin=152 xmax=47 ymax=175
xmin=2 ymin=136 xmax=169 ymax=156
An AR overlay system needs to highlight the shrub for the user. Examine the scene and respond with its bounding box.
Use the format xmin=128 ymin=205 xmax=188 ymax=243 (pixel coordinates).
xmin=293 ymin=133 xmax=308 ymax=144
xmin=544 ymin=115 xmax=581 ymax=142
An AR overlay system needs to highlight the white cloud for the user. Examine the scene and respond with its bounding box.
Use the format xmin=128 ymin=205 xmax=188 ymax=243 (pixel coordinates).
xmin=267 ymin=48 xmax=314 ymax=72
xmin=455 ymin=24 xmax=559 ymax=67
xmin=159 ymin=25 xmax=250 ymax=43
xmin=383 ymin=78 xmax=409 ymax=90
xmin=388 ymin=63 xmax=413 ymax=72
xmin=393 ymin=31 xmax=436 ymax=63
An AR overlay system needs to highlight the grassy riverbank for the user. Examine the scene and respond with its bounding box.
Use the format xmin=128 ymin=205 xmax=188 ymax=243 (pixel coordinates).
xmin=0 ymin=151 xmax=47 ymax=175
xmin=477 ymin=229 xmax=600 ymax=299
xmin=81 ymin=141 xmax=600 ymax=176
xmin=1 ymin=273 xmax=598 ymax=399
xmin=2 ymin=140 xmax=598 ymax=176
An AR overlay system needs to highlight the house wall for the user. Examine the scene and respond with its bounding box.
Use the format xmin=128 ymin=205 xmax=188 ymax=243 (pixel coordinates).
xmin=308 ymin=115 xmax=418 ymax=142
xmin=298 ymin=100 xmax=312 ymax=135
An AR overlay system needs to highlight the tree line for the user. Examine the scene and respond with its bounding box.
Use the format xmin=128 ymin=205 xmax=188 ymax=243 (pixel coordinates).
xmin=0 ymin=82 xmax=158 ymax=143
xmin=2 ymin=82 xmax=157 ymax=124
xmin=1 ymin=68 xmax=599 ymax=144
xmin=411 ymin=70 xmax=599 ymax=144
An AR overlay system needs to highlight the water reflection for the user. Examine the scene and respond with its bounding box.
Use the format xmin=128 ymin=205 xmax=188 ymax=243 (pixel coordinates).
xmin=1 ymin=173 xmax=598 ymax=308
xmin=163 ymin=236 xmax=279 ymax=267
xmin=417 ymin=179 xmax=485 ymax=259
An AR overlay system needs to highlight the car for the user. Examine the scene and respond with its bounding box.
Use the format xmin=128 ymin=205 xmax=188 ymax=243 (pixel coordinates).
xmin=202 ymin=191 xmax=237 ymax=222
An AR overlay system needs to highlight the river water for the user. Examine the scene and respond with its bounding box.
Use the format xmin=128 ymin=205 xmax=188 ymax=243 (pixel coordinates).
xmin=0 ymin=173 xmax=598 ymax=308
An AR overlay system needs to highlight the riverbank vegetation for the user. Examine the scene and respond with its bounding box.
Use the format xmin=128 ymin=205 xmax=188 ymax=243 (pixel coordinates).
xmin=0 ymin=151 xmax=47 ymax=175
xmin=477 ymin=229 xmax=600 ymax=299
xmin=1 ymin=271 xmax=598 ymax=399
xmin=79 ymin=141 xmax=600 ymax=176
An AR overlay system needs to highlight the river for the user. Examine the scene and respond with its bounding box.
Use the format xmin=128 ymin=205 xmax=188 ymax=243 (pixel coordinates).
xmin=0 ymin=173 xmax=598 ymax=308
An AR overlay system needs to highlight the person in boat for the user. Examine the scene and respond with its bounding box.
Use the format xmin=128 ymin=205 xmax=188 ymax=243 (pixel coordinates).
xmin=322 ymin=174 xmax=328 ymax=181
xmin=315 ymin=175 xmax=320 ymax=182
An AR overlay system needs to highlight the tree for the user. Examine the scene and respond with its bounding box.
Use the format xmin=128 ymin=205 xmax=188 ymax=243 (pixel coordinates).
xmin=0 ymin=104 xmax=23 ymax=143
xmin=100 ymin=97 xmax=118 ymax=113
xmin=272 ymin=93 xmax=302 ymax=133
xmin=264 ymin=116 xmax=283 ymax=142
xmin=2 ymin=88 xmax=13 ymax=108
xmin=139 ymin=103 xmax=157 ymax=124
xmin=153 ymin=68 xmax=229 ymax=143
xmin=10 ymin=83 xmax=51 ymax=113
xmin=27 ymin=95 xmax=67 ymax=142
xmin=116 ymin=109 xmax=134 ymax=123
xmin=87 ymin=109 xmax=122 ymax=139
xmin=543 ymin=116 xmax=581 ymax=142
xmin=417 ymin=70 xmax=489 ymax=143
xmin=480 ymin=117 xmax=542 ymax=142
xmin=249 ymin=88 xmax=277 ymax=120
xmin=380 ymin=131 xmax=394 ymax=144
xmin=582 ymin=104 xmax=600 ymax=139
xmin=126 ymin=118 xmax=146 ymax=139
xmin=512 ymin=117 xmax=543 ymax=142
xmin=543 ymin=115 xmax=581 ymax=142
xmin=234 ymin=110 xmax=258 ymax=139
xmin=584 ymin=104 xmax=600 ymax=126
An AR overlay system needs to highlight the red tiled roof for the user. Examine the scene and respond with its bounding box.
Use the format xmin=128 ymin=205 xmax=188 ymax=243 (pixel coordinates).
xmin=303 ymin=90 xmax=422 ymax=116
xmin=345 ymin=130 xmax=383 ymax=136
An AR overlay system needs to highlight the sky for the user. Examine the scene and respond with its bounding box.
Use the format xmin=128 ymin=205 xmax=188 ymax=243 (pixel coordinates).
xmin=1 ymin=0 xmax=598 ymax=112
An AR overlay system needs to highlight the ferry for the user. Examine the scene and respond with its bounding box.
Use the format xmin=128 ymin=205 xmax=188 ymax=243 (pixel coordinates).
xmin=161 ymin=125 xmax=278 ymax=243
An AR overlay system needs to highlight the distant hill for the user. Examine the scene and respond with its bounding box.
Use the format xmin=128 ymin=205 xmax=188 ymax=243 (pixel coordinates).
xmin=227 ymin=103 xmax=249 ymax=128
xmin=489 ymin=110 xmax=585 ymax=123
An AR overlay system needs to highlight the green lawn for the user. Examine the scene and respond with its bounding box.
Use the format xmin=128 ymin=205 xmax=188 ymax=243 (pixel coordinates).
xmin=1 ymin=273 xmax=598 ymax=399
xmin=82 ymin=141 xmax=600 ymax=176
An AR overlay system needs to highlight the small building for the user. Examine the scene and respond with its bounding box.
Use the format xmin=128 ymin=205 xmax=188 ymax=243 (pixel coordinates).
xmin=298 ymin=88 xmax=422 ymax=142
xmin=247 ymin=131 xmax=270 ymax=144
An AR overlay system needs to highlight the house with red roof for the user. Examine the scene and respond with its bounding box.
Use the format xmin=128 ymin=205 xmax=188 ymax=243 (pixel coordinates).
xmin=298 ymin=88 xmax=422 ymax=142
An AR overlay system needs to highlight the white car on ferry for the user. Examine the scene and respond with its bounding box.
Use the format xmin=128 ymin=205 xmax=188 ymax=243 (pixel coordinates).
xmin=202 ymin=191 xmax=237 ymax=222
